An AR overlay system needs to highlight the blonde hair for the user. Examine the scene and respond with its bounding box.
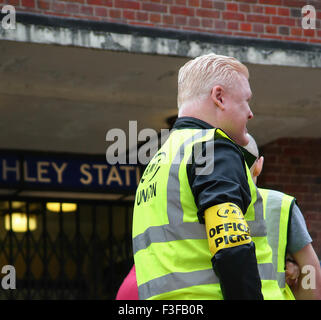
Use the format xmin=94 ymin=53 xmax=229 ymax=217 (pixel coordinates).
xmin=177 ymin=53 xmax=249 ymax=109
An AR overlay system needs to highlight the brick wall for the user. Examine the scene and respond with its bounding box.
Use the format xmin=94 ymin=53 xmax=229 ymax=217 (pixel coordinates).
xmin=1 ymin=0 xmax=321 ymax=44
xmin=259 ymin=138 xmax=321 ymax=258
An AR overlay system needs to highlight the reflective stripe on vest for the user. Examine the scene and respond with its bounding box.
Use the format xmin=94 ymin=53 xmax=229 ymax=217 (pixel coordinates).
xmin=133 ymin=128 xmax=283 ymax=300
xmin=247 ymin=187 xmax=267 ymax=237
xmin=259 ymin=188 xmax=295 ymax=299
xmin=138 ymin=263 xmax=276 ymax=300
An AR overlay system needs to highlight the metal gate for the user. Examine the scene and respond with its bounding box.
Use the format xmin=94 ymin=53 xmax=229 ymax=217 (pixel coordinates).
xmin=0 ymin=198 xmax=134 ymax=300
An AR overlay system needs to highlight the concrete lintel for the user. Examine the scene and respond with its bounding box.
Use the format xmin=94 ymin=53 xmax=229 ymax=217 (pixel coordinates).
xmin=0 ymin=13 xmax=320 ymax=68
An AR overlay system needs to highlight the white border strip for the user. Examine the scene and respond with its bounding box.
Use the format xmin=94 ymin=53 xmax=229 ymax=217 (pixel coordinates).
xmin=0 ymin=21 xmax=320 ymax=68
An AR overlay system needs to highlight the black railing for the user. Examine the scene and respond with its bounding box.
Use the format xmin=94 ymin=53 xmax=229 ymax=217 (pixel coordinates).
xmin=0 ymin=199 xmax=134 ymax=300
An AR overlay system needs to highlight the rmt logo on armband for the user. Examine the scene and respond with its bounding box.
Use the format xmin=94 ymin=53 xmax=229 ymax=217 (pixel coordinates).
xmin=217 ymin=203 xmax=244 ymax=219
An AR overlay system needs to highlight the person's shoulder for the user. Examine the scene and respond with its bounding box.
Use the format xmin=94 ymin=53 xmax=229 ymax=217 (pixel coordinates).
xmin=258 ymin=188 xmax=296 ymax=203
xmin=211 ymin=135 xmax=245 ymax=163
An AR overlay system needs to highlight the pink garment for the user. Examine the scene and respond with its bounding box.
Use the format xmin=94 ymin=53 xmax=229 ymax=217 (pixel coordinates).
xmin=116 ymin=265 xmax=139 ymax=300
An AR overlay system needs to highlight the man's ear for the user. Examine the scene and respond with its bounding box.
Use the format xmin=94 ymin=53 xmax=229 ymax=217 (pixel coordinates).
xmin=253 ymin=156 xmax=264 ymax=178
xmin=211 ymin=85 xmax=225 ymax=111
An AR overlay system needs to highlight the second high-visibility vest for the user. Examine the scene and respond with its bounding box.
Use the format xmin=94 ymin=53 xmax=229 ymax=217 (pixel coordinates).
xmin=133 ymin=128 xmax=286 ymax=300
xmin=259 ymin=188 xmax=296 ymax=300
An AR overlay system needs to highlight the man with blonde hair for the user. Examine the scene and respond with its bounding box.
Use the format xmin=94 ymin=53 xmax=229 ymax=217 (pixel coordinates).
xmin=132 ymin=53 xmax=282 ymax=299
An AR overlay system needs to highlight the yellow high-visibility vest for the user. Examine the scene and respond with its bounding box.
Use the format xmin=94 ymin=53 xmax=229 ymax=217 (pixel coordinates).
xmin=133 ymin=128 xmax=285 ymax=300
xmin=259 ymin=188 xmax=296 ymax=300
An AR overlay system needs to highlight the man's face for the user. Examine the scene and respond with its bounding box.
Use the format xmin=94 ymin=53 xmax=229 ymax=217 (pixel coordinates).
xmin=220 ymin=74 xmax=253 ymax=146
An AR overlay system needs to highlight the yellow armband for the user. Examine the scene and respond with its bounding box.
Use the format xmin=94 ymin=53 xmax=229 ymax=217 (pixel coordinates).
xmin=204 ymin=202 xmax=252 ymax=257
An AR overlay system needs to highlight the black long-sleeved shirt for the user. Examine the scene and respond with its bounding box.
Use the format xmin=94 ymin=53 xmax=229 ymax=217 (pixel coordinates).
xmin=173 ymin=116 xmax=263 ymax=300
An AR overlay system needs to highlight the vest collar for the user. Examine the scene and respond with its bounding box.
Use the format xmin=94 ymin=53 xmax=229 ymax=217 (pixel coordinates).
xmin=173 ymin=117 xmax=214 ymax=130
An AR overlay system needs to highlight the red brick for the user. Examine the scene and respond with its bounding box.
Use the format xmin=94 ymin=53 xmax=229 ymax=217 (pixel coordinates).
xmin=265 ymin=25 xmax=277 ymax=33
xmin=227 ymin=21 xmax=239 ymax=30
xmin=21 ymin=0 xmax=35 ymax=7
xmin=201 ymin=0 xmax=213 ymax=8
xmin=163 ymin=15 xmax=174 ymax=24
xmin=239 ymin=4 xmax=250 ymax=12
xmin=309 ymin=39 xmax=321 ymax=45
xmin=303 ymin=29 xmax=315 ymax=37
xmin=201 ymin=18 xmax=213 ymax=28
xmin=214 ymin=20 xmax=225 ymax=29
xmin=278 ymin=7 xmax=290 ymax=16
xmin=150 ymin=13 xmax=161 ymax=23
xmin=123 ymin=10 xmax=135 ymax=20
xmin=253 ymin=23 xmax=264 ymax=33
xmin=87 ymin=0 xmax=112 ymax=5
xmin=52 ymin=2 xmax=65 ymax=12
xmin=196 ymin=8 xmax=219 ymax=18
xmin=261 ymin=34 xmax=283 ymax=40
xmin=259 ymin=0 xmax=282 ymax=4
xmin=222 ymin=11 xmax=245 ymax=21
xmin=110 ymin=9 xmax=122 ymax=19
xmin=265 ymin=6 xmax=277 ymax=15
xmin=235 ymin=0 xmax=256 ymax=3
xmin=1 ymin=0 xmax=20 ymax=5
xmin=227 ymin=3 xmax=238 ymax=11
xmin=65 ymin=3 xmax=80 ymax=14
xmin=114 ymin=0 xmax=140 ymax=10
xmin=142 ymin=2 xmax=167 ymax=13
xmin=188 ymin=0 xmax=200 ymax=7
xmin=291 ymin=27 xmax=302 ymax=36
xmin=130 ymin=21 xmax=154 ymax=27
xmin=272 ymin=16 xmax=296 ymax=26
xmin=279 ymin=26 xmax=289 ymax=35
xmin=263 ymin=175 xmax=278 ymax=184
xmin=189 ymin=17 xmax=200 ymax=27
xmin=247 ymin=14 xmax=270 ymax=23
xmin=175 ymin=15 xmax=187 ymax=25
xmin=213 ymin=1 xmax=225 ymax=10
xmin=240 ymin=22 xmax=252 ymax=32
xmin=252 ymin=5 xmax=264 ymax=14
xmin=286 ymin=36 xmax=307 ymax=42
xmin=283 ymin=0 xmax=306 ymax=7
xmin=234 ymin=32 xmax=258 ymax=38
xmin=94 ymin=6 xmax=107 ymax=16
xmin=136 ymin=11 xmax=148 ymax=21
xmin=80 ymin=5 xmax=93 ymax=15
xmin=171 ymin=6 xmax=194 ymax=16
xmin=64 ymin=0 xmax=85 ymax=3
xmin=37 ymin=0 xmax=50 ymax=10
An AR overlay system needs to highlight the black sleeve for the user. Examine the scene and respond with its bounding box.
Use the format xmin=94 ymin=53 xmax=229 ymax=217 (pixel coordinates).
xmin=187 ymin=136 xmax=263 ymax=300
xmin=212 ymin=243 xmax=263 ymax=300
xmin=187 ymin=137 xmax=251 ymax=223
